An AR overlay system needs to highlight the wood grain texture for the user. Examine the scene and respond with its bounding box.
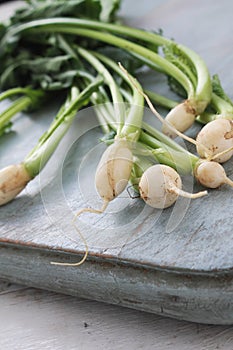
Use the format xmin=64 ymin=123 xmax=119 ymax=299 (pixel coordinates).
xmin=1 ymin=279 xmax=233 ymax=350
xmin=1 ymin=0 xmax=233 ymax=325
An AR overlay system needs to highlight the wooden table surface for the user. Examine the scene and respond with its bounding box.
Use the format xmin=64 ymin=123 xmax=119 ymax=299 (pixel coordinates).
xmin=1 ymin=278 xmax=233 ymax=350
xmin=1 ymin=1 xmax=233 ymax=348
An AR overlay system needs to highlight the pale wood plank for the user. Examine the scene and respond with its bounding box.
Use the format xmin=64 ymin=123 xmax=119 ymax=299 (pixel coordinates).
xmin=1 ymin=284 xmax=233 ymax=350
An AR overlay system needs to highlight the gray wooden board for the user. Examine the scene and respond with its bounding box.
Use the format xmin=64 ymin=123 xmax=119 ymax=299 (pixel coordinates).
xmin=1 ymin=0 xmax=233 ymax=325
xmin=3 ymin=279 xmax=233 ymax=350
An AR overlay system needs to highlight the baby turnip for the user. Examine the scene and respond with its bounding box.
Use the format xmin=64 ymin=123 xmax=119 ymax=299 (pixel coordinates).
xmin=196 ymin=118 xmax=233 ymax=163
xmin=195 ymin=160 xmax=233 ymax=188
xmin=162 ymin=100 xmax=196 ymax=138
xmin=0 ymin=163 xmax=31 ymax=205
xmin=139 ymin=164 xmax=207 ymax=209
xmin=95 ymin=138 xmax=133 ymax=203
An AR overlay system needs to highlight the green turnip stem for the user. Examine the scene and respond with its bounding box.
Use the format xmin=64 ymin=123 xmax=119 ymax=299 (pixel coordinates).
xmin=195 ymin=112 xmax=216 ymax=124
xmin=141 ymin=127 xmax=200 ymax=175
xmin=24 ymin=118 xmax=74 ymax=178
xmin=146 ymin=89 xmax=233 ymax=124
xmin=89 ymin=55 xmax=192 ymax=157
xmin=120 ymin=88 xmax=133 ymax=103
xmin=90 ymin=19 xmax=211 ymax=110
xmin=76 ymin=50 xmax=143 ymax=140
xmin=144 ymin=90 xmax=178 ymax=110
xmin=24 ymin=79 xmax=102 ymax=178
xmin=0 ymin=87 xmax=45 ymax=104
xmin=91 ymin=90 xmax=114 ymax=134
xmin=89 ymin=75 xmax=199 ymax=174
xmin=163 ymin=50 xmax=198 ymax=88
xmin=95 ymin=100 xmax=199 ymax=175
xmin=3 ymin=18 xmax=193 ymax=96
xmin=0 ymin=87 xmax=33 ymax=102
xmin=100 ymin=23 xmax=211 ymax=110
xmin=141 ymin=121 xmax=190 ymax=154
xmin=86 ymin=58 xmax=199 ymax=174
xmin=211 ymin=93 xmax=233 ymax=116
xmin=119 ymin=63 xmax=204 ymax=151
xmin=172 ymin=45 xmax=211 ymax=112
xmin=76 ymin=49 xmax=144 ymax=139
xmin=196 ymin=93 xmax=233 ymax=124
xmin=77 ymin=70 xmax=114 ymax=134
xmin=101 ymin=101 xmax=199 ymax=175
xmin=9 ymin=16 xmax=212 ymax=106
xmin=71 ymin=17 xmax=208 ymax=96
xmin=133 ymin=156 xmax=153 ymax=174
xmin=139 ymin=132 xmax=198 ymax=174
xmin=130 ymin=156 xmax=153 ymax=186
xmin=94 ymin=104 xmax=111 ymax=134
xmin=91 ymin=52 xmax=144 ymax=140
xmin=76 ymin=46 xmax=125 ymax=134
xmin=0 ymin=96 xmax=31 ymax=131
xmin=96 ymin=95 xmax=199 ymax=175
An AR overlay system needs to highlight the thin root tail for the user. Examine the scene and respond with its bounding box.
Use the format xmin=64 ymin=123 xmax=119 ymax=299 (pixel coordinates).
xmin=172 ymin=186 xmax=208 ymax=199
xmin=50 ymin=201 xmax=109 ymax=267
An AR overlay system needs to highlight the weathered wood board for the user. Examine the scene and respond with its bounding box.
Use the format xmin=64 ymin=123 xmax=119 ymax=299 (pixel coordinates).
xmin=1 ymin=0 xmax=233 ymax=325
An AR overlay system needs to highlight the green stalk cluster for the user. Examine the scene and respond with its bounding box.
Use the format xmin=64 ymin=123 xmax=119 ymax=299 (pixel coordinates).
xmin=0 ymin=0 xmax=232 ymax=207
xmin=0 ymin=88 xmax=44 ymax=135
xmin=24 ymin=78 xmax=103 ymax=178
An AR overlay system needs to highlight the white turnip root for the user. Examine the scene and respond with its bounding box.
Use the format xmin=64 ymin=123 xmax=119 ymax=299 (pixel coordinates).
xmin=162 ymin=101 xmax=196 ymax=138
xmin=139 ymin=164 xmax=207 ymax=209
xmin=0 ymin=163 xmax=31 ymax=205
xmin=196 ymin=119 xmax=233 ymax=163
xmin=95 ymin=138 xmax=133 ymax=203
xmin=195 ymin=160 xmax=233 ymax=188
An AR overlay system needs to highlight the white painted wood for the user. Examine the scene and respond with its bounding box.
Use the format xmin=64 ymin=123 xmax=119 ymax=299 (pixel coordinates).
xmin=1 ymin=279 xmax=233 ymax=350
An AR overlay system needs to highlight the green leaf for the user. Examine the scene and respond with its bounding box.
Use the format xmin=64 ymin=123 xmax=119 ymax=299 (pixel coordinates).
xmin=163 ymin=43 xmax=197 ymax=87
xmin=100 ymin=129 xmax=116 ymax=143
xmin=9 ymin=0 xmax=121 ymax=24
xmin=212 ymin=74 xmax=233 ymax=107
xmin=0 ymin=0 xmax=122 ymax=90
xmin=0 ymin=121 xmax=12 ymax=136
xmin=167 ymin=76 xmax=187 ymax=98
xmin=99 ymin=0 xmax=120 ymax=22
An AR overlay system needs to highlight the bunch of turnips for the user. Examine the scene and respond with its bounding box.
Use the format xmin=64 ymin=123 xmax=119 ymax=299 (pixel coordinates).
xmin=1 ymin=0 xmax=233 ymax=213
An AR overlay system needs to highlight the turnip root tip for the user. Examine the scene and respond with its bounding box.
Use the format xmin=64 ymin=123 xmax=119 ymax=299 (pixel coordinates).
xmin=0 ymin=163 xmax=31 ymax=206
